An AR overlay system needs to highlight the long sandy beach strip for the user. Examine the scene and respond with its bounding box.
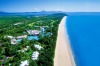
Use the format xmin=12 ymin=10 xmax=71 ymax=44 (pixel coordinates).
xmin=54 ymin=16 xmax=76 ymax=66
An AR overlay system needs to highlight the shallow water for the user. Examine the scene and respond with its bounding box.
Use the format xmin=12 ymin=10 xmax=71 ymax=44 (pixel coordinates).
xmin=67 ymin=14 xmax=100 ymax=66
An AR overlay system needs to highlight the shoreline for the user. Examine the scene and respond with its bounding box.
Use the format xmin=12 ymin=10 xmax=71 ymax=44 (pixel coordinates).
xmin=54 ymin=16 xmax=76 ymax=66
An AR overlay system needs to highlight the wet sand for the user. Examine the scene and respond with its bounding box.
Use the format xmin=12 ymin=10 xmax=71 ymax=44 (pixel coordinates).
xmin=54 ymin=16 xmax=76 ymax=66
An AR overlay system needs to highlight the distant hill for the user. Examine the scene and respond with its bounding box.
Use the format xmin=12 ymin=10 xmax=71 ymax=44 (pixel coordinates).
xmin=0 ymin=12 xmax=10 ymax=15
xmin=0 ymin=11 xmax=65 ymax=16
xmin=1 ymin=11 xmax=100 ymax=16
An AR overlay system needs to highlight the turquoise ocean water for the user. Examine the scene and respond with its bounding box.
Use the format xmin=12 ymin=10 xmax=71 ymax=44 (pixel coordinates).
xmin=67 ymin=14 xmax=100 ymax=66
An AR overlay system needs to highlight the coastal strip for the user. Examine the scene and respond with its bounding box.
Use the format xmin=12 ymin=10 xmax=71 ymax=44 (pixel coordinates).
xmin=54 ymin=16 xmax=76 ymax=66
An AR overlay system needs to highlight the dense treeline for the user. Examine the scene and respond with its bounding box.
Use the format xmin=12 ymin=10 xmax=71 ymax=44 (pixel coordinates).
xmin=0 ymin=13 xmax=66 ymax=66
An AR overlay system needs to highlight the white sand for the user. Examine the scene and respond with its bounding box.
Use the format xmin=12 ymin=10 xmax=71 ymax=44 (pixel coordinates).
xmin=54 ymin=16 xmax=76 ymax=66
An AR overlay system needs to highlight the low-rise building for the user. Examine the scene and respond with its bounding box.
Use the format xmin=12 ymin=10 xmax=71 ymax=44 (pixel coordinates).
xmin=20 ymin=60 xmax=29 ymax=66
xmin=11 ymin=38 xmax=17 ymax=44
xmin=31 ymin=51 xmax=39 ymax=60
xmin=14 ymin=22 xmax=22 ymax=26
xmin=6 ymin=35 xmax=27 ymax=44
xmin=34 ymin=44 xmax=42 ymax=50
xmin=27 ymin=30 xmax=40 ymax=35
xmin=17 ymin=35 xmax=27 ymax=39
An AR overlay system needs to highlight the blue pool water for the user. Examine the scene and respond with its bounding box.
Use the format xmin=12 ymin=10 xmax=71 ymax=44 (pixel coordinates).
xmin=27 ymin=36 xmax=39 ymax=40
xmin=16 ymin=36 xmax=39 ymax=43
xmin=67 ymin=15 xmax=100 ymax=66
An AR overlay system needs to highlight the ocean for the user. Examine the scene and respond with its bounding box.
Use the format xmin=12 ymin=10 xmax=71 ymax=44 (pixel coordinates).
xmin=66 ymin=14 xmax=100 ymax=66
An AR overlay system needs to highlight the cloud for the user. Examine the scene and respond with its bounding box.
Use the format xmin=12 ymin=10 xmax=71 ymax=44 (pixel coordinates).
xmin=56 ymin=9 xmax=64 ymax=11
xmin=33 ymin=8 xmax=40 ymax=11
xmin=34 ymin=8 xmax=38 ymax=10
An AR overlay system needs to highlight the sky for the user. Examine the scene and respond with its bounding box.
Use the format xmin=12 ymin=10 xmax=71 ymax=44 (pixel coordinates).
xmin=0 ymin=0 xmax=100 ymax=12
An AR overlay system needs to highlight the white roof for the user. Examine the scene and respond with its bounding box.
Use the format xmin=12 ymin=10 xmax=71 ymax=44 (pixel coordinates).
xmin=34 ymin=44 xmax=42 ymax=50
xmin=11 ymin=38 xmax=17 ymax=44
xmin=7 ymin=36 xmax=13 ymax=39
xmin=27 ymin=30 xmax=40 ymax=35
xmin=32 ymin=51 xmax=39 ymax=60
xmin=17 ymin=35 xmax=27 ymax=39
xmin=20 ymin=60 xmax=29 ymax=66
xmin=14 ymin=22 xmax=22 ymax=25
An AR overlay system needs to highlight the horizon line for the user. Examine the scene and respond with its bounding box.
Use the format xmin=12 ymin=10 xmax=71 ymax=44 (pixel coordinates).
xmin=1 ymin=11 xmax=100 ymax=13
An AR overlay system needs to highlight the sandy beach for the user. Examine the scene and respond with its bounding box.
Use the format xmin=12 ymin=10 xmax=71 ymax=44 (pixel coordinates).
xmin=54 ymin=16 xmax=76 ymax=66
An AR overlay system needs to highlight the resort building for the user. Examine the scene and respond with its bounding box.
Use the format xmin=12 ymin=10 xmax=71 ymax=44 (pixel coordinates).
xmin=14 ymin=22 xmax=22 ymax=26
xmin=19 ymin=46 xmax=29 ymax=53
xmin=11 ymin=38 xmax=17 ymax=44
xmin=20 ymin=60 xmax=29 ymax=66
xmin=31 ymin=51 xmax=39 ymax=60
xmin=34 ymin=44 xmax=42 ymax=50
xmin=7 ymin=36 xmax=13 ymax=39
xmin=6 ymin=35 xmax=27 ymax=44
xmin=27 ymin=30 xmax=40 ymax=35
xmin=17 ymin=35 xmax=27 ymax=39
